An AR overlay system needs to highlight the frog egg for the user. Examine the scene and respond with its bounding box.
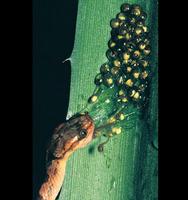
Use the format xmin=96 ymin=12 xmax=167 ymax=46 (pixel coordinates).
xmin=143 ymin=45 xmax=151 ymax=56
xmin=116 ymin=75 xmax=124 ymax=86
xmin=131 ymin=4 xmax=142 ymax=17
xmin=142 ymin=38 xmax=150 ymax=46
xmin=110 ymin=18 xmax=121 ymax=28
xmin=132 ymin=50 xmax=141 ymax=59
xmin=141 ymin=70 xmax=150 ymax=79
xmin=118 ymin=40 xmax=128 ymax=52
xmin=112 ymin=127 xmax=122 ymax=135
xmin=135 ymin=36 xmax=144 ymax=44
xmin=126 ymin=42 xmax=136 ymax=51
xmin=122 ymin=52 xmax=131 ymax=62
xmin=120 ymin=21 xmax=129 ymax=30
xmin=108 ymin=116 xmax=116 ymax=124
xmin=125 ymin=78 xmax=134 ymax=87
xmin=117 ymin=96 xmax=129 ymax=103
xmin=98 ymin=144 xmax=104 ymax=152
xmin=108 ymin=39 xmax=122 ymax=53
xmin=108 ymin=40 xmax=117 ymax=49
xmin=129 ymin=89 xmax=141 ymax=100
xmin=129 ymin=16 xmax=137 ymax=26
xmin=138 ymin=42 xmax=146 ymax=50
xmin=139 ymin=59 xmax=149 ymax=68
xmin=106 ymin=49 xmax=118 ymax=60
xmin=134 ymin=79 xmax=142 ymax=88
xmin=142 ymin=25 xmax=148 ymax=33
xmin=100 ymin=63 xmax=111 ymax=74
xmin=136 ymin=21 xmax=145 ymax=28
xmin=118 ymin=90 xmax=124 ymax=97
xmin=88 ymin=95 xmax=98 ymax=103
xmin=116 ymin=12 xmax=127 ymax=21
xmin=103 ymin=74 xmax=114 ymax=87
xmin=130 ymin=88 xmax=136 ymax=96
xmin=133 ymin=70 xmax=140 ymax=79
xmin=120 ymin=3 xmax=131 ymax=13
xmin=118 ymin=88 xmax=127 ymax=97
xmin=139 ymin=11 xmax=147 ymax=21
xmin=113 ymin=59 xmax=121 ymax=68
xmin=134 ymin=27 xmax=144 ymax=36
xmin=94 ymin=73 xmax=103 ymax=85
xmin=130 ymin=60 xmax=139 ymax=67
xmin=117 ymin=113 xmax=125 ymax=121
xmin=108 ymin=133 xmax=114 ymax=137
xmin=111 ymin=28 xmax=119 ymax=39
xmin=133 ymin=91 xmax=140 ymax=100
xmin=111 ymin=66 xmax=120 ymax=76
xmin=116 ymin=34 xmax=125 ymax=40
xmin=118 ymin=26 xmax=128 ymax=36
xmin=138 ymin=83 xmax=147 ymax=92
xmin=126 ymin=66 xmax=132 ymax=73
xmin=125 ymin=32 xmax=132 ymax=41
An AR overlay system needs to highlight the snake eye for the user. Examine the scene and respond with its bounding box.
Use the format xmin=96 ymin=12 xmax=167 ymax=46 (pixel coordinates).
xmin=79 ymin=129 xmax=87 ymax=139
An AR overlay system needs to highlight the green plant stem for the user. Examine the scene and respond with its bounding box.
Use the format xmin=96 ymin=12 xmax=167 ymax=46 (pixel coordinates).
xmin=58 ymin=0 xmax=158 ymax=200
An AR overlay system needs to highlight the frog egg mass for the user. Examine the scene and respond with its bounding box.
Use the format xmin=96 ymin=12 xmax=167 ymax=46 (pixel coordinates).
xmin=89 ymin=3 xmax=151 ymax=106
xmin=86 ymin=3 xmax=152 ymax=151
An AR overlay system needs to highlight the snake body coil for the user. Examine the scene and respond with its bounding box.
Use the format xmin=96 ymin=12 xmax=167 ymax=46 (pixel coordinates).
xmin=38 ymin=114 xmax=94 ymax=200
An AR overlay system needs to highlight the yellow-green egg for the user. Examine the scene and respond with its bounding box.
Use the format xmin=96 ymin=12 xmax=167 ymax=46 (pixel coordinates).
xmin=119 ymin=113 xmax=125 ymax=120
xmin=121 ymin=3 xmax=131 ymax=13
xmin=130 ymin=89 xmax=136 ymax=97
xmin=133 ymin=71 xmax=140 ymax=79
xmin=139 ymin=42 xmax=146 ymax=50
xmin=141 ymin=71 xmax=149 ymax=79
xmin=116 ymin=76 xmax=124 ymax=86
xmin=140 ymin=60 xmax=149 ymax=67
xmin=112 ymin=127 xmax=122 ymax=135
xmin=117 ymin=12 xmax=126 ymax=21
xmin=133 ymin=50 xmax=141 ymax=59
xmin=122 ymin=97 xmax=128 ymax=102
xmin=106 ymin=77 xmax=113 ymax=85
xmin=127 ymin=66 xmax=132 ymax=72
xmin=94 ymin=73 xmax=103 ymax=85
xmin=117 ymin=35 xmax=124 ymax=40
xmin=125 ymin=33 xmax=132 ymax=40
xmin=131 ymin=5 xmax=142 ymax=16
xmin=108 ymin=40 xmax=116 ymax=49
xmin=143 ymin=46 xmax=151 ymax=55
xmin=111 ymin=66 xmax=120 ymax=76
xmin=110 ymin=18 xmax=120 ymax=28
xmin=123 ymin=52 xmax=130 ymax=61
xmin=108 ymin=116 xmax=116 ymax=124
xmin=100 ymin=63 xmax=110 ymax=74
xmin=88 ymin=95 xmax=98 ymax=103
xmin=125 ymin=79 xmax=134 ymax=87
xmin=113 ymin=59 xmax=121 ymax=67
xmin=142 ymin=26 xmax=148 ymax=33
xmin=135 ymin=27 xmax=143 ymax=36
xmin=133 ymin=92 xmax=140 ymax=100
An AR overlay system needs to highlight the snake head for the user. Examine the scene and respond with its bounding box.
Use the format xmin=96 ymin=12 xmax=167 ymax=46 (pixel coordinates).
xmin=49 ymin=112 xmax=95 ymax=159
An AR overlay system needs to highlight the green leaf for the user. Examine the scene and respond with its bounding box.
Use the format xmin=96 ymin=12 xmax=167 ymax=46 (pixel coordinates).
xmin=58 ymin=0 xmax=158 ymax=200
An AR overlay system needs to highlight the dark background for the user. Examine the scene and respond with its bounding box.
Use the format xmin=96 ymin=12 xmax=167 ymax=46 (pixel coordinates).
xmin=32 ymin=0 xmax=78 ymax=199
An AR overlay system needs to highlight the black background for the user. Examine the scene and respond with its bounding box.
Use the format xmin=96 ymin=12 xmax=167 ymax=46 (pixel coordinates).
xmin=1 ymin=0 xmax=183 ymax=199
xmin=32 ymin=0 xmax=78 ymax=199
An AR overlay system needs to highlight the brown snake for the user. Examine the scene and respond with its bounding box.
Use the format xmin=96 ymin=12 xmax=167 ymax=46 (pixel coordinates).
xmin=38 ymin=113 xmax=95 ymax=200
